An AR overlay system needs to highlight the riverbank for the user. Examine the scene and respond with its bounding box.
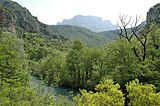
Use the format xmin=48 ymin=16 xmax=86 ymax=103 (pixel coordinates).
xmin=29 ymin=76 xmax=78 ymax=99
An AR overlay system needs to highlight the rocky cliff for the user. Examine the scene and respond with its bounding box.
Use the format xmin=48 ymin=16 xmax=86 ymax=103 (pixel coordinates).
xmin=0 ymin=0 xmax=59 ymax=38
xmin=0 ymin=6 xmax=16 ymax=33
xmin=147 ymin=3 xmax=160 ymax=24
xmin=57 ymin=15 xmax=117 ymax=32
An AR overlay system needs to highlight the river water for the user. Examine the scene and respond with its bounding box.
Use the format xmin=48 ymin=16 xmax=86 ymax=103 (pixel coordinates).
xmin=30 ymin=76 xmax=78 ymax=99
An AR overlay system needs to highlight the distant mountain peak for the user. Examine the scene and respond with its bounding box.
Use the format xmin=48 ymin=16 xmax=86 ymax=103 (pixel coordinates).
xmin=57 ymin=15 xmax=117 ymax=32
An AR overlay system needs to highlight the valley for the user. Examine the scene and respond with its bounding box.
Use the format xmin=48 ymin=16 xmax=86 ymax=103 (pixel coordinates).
xmin=0 ymin=0 xmax=160 ymax=106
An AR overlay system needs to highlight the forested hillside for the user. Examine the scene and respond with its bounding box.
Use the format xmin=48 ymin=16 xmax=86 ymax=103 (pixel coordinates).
xmin=0 ymin=0 xmax=53 ymax=36
xmin=0 ymin=0 xmax=160 ymax=105
xmin=99 ymin=21 xmax=146 ymax=40
xmin=49 ymin=25 xmax=109 ymax=47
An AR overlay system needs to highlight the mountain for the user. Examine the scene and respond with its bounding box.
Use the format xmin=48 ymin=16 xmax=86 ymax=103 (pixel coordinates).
xmin=57 ymin=15 xmax=117 ymax=32
xmin=0 ymin=3 xmax=16 ymax=33
xmin=49 ymin=25 xmax=109 ymax=47
xmin=147 ymin=3 xmax=160 ymax=24
xmin=0 ymin=0 xmax=64 ymax=39
xmin=99 ymin=21 xmax=146 ymax=40
xmin=99 ymin=30 xmax=119 ymax=40
xmin=99 ymin=2 xmax=159 ymax=40
xmin=0 ymin=0 xmax=109 ymax=47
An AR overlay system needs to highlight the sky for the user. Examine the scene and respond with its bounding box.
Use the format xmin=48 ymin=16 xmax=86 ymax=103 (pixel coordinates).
xmin=12 ymin=0 xmax=159 ymax=25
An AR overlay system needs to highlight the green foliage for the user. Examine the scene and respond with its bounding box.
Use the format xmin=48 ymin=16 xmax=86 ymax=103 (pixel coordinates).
xmin=101 ymin=24 xmax=160 ymax=90
xmin=20 ymin=32 xmax=69 ymax=61
xmin=0 ymin=32 xmax=56 ymax=106
xmin=72 ymin=39 xmax=84 ymax=50
xmin=74 ymin=79 xmax=124 ymax=106
xmin=65 ymin=40 xmax=103 ymax=89
xmin=0 ymin=86 xmax=55 ymax=106
xmin=1 ymin=0 xmax=53 ymax=36
xmin=0 ymin=32 xmax=28 ymax=87
xmin=74 ymin=79 xmax=160 ymax=106
xmin=36 ymin=51 xmax=65 ymax=86
xmin=99 ymin=28 xmax=132 ymax=40
xmin=1 ymin=1 xmax=160 ymax=105
xmin=102 ymin=39 xmax=138 ymax=86
xmin=65 ymin=40 xmax=84 ymax=88
xmin=126 ymin=79 xmax=160 ymax=106
xmin=49 ymin=25 xmax=109 ymax=48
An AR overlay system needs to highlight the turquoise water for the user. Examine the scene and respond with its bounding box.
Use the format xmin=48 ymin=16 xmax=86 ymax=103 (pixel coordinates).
xmin=30 ymin=76 xmax=77 ymax=98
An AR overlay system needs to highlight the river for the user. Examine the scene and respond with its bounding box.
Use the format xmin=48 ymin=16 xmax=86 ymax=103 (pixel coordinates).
xmin=30 ymin=76 xmax=78 ymax=99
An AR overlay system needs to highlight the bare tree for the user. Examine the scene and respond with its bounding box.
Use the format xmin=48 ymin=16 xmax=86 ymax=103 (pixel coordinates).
xmin=117 ymin=14 xmax=157 ymax=62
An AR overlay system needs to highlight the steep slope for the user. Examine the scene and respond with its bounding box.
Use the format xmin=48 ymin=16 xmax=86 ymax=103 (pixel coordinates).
xmin=49 ymin=25 xmax=109 ymax=47
xmin=147 ymin=3 xmax=160 ymax=24
xmin=0 ymin=5 xmax=16 ymax=33
xmin=57 ymin=15 xmax=117 ymax=32
xmin=0 ymin=0 xmax=62 ymax=38
xmin=0 ymin=0 xmax=109 ymax=47
xmin=99 ymin=21 xmax=146 ymax=40
xmin=99 ymin=28 xmax=132 ymax=40
xmin=99 ymin=30 xmax=119 ymax=40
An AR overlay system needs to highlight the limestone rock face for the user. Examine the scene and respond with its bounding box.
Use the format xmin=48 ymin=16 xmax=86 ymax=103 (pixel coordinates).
xmin=0 ymin=7 xmax=16 ymax=33
xmin=57 ymin=15 xmax=117 ymax=32
xmin=147 ymin=3 xmax=160 ymax=24
xmin=0 ymin=0 xmax=56 ymax=37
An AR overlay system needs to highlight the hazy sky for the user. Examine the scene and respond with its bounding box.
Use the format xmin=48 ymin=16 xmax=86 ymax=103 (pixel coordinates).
xmin=12 ymin=0 xmax=159 ymax=25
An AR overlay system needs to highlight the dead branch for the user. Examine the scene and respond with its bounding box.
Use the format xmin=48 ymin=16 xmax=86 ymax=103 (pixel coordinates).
xmin=117 ymin=15 xmax=157 ymax=62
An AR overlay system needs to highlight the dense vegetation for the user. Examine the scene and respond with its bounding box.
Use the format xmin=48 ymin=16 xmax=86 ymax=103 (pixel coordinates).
xmin=99 ymin=28 xmax=132 ymax=40
xmin=1 ymin=22 xmax=160 ymax=105
xmin=0 ymin=0 xmax=160 ymax=105
xmin=0 ymin=32 xmax=55 ymax=105
xmin=49 ymin=25 xmax=109 ymax=47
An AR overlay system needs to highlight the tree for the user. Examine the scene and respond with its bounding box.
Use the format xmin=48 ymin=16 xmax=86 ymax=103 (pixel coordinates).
xmin=37 ymin=51 xmax=64 ymax=86
xmin=66 ymin=40 xmax=103 ymax=89
xmin=80 ymin=48 xmax=103 ymax=89
xmin=0 ymin=32 xmax=58 ymax=106
xmin=0 ymin=32 xmax=28 ymax=86
xmin=66 ymin=39 xmax=84 ymax=88
xmin=115 ymin=14 xmax=160 ymax=88
xmin=72 ymin=39 xmax=84 ymax=51
xmin=102 ymin=39 xmax=139 ymax=87
xmin=74 ymin=79 xmax=124 ymax=106
xmin=0 ymin=32 xmax=29 ymax=105
xmin=126 ymin=79 xmax=160 ymax=106
xmin=117 ymin=15 xmax=157 ymax=62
